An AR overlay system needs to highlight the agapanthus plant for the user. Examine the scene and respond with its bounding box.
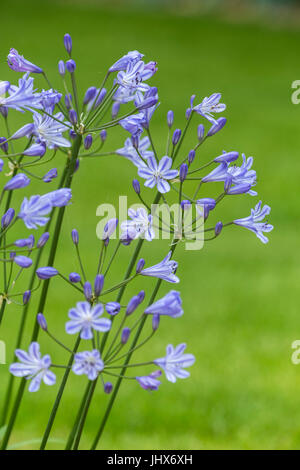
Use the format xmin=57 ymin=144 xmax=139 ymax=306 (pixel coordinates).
xmin=0 ymin=33 xmax=273 ymax=451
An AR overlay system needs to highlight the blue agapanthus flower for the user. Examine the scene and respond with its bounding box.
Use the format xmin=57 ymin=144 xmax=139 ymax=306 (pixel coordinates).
xmin=138 ymin=156 xmax=178 ymax=193
xmin=136 ymin=370 xmax=162 ymax=391
xmin=116 ymin=136 xmax=154 ymax=167
xmin=31 ymin=109 xmax=71 ymax=148
xmin=193 ymin=93 xmax=226 ymax=124
xmin=0 ymin=73 xmax=42 ymax=111
xmin=233 ymin=201 xmax=274 ymax=244
xmin=154 ymin=343 xmax=195 ymax=383
xmin=66 ymin=302 xmax=111 ymax=340
xmin=9 ymin=342 xmax=56 ymax=392
xmin=7 ymin=48 xmax=43 ymax=74
xmin=145 ymin=291 xmax=183 ymax=318
xmin=121 ymin=207 xmax=154 ymax=242
xmin=141 ymin=251 xmax=179 ymax=283
xmin=109 ymin=50 xmax=144 ymax=73
xmin=72 ymin=350 xmax=104 ymax=381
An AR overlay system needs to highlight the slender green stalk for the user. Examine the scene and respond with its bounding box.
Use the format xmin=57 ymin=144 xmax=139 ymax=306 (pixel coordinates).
xmin=64 ymin=382 xmax=92 ymax=450
xmin=1 ymin=136 xmax=82 ymax=450
xmin=40 ymin=336 xmax=81 ymax=450
xmin=72 ymin=380 xmax=97 ymax=450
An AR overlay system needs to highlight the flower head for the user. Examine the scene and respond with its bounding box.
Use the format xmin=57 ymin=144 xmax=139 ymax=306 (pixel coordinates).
xmin=109 ymin=50 xmax=144 ymax=73
xmin=145 ymin=291 xmax=183 ymax=318
xmin=66 ymin=301 xmax=111 ymax=340
xmin=141 ymin=252 xmax=179 ymax=283
xmin=154 ymin=343 xmax=195 ymax=383
xmin=234 ymin=201 xmax=273 ymax=244
xmin=10 ymin=342 xmax=56 ymax=392
xmin=117 ymin=60 xmax=156 ymax=93
xmin=72 ymin=350 xmax=104 ymax=381
xmin=138 ymin=156 xmax=178 ymax=194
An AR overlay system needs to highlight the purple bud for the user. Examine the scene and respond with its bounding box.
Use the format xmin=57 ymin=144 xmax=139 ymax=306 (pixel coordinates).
xmin=23 ymin=290 xmax=31 ymax=305
xmin=131 ymin=134 xmax=139 ymax=150
xmin=224 ymin=176 xmax=233 ymax=193
xmin=14 ymin=255 xmax=32 ymax=269
xmin=188 ymin=150 xmax=195 ymax=164
xmin=181 ymin=199 xmax=191 ymax=210
xmin=37 ymin=232 xmax=50 ymax=248
xmin=104 ymin=382 xmax=113 ymax=394
xmin=172 ymin=129 xmax=181 ymax=146
xmin=94 ymin=274 xmax=104 ymax=297
xmin=95 ymin=88 xmax=107 ymax=107
xmin=71 ymin=229 xmax=79 ymax=245
xmin=112 ymin=101 xmax=120 ymax=119
xmin=152 ymin=314 xmax=160 ymax=331
xmin=69 ymin=109 xmax=77 ymax=125
xmin=36 ymin=267 xmax=58 ymax=280
xmin=100 ymin=130 xmax=107 ymax=142
xmin=179 ymin=163 xmax=188 ymax=182
xmin=4 ymin=173 xmax=30 ymax=191
xmin=83 ymin=281 xmax=93 ymax=302
xmin=105 ymin=302 xmax=121 ymax=316
xmin=64 ymin=34 xmax=72 ymax=55
xmin=74 ymin=158 xmax=80 ymax=173
xmin=132 ymin=179 xmax=140 ymax=195
xmin=0 ymin=137 xmax=8 ymax=154
xmin=84 ymin=134 xmax=93 ymax=150
xmin=126 ymin=295 xmax=140 ymax=316
xmin=83 ymin=87 xmax=97 ymax=105
xmin=23 ymin=143 xmax=46 ymax=157
xmin=137 ymin=290 xmax=145 ymax=303
xmin=227 ymin=183 xmax=252 ymax=195
xmin=197 ymin=124 xmax=205 ymax=141
xmin=43 ymin=168 xmax=57 ymax=183
xmin=1 ymin=208 xmax=15 ymax=229
xmin=185 ymin=108 xmax=192 ymax=120
xmin=121 ymin=327 xmax=131 ymax=344
xmin=207 ymin=117 xmax=227 ymax=137
xmin=136 ymin=258 xmax=145 ymax=274
xmin=58 ymin=60 xmax=65 ymax=76
xmin=69 ymin=130 xmax=76 ymax=140
xmin=65 ymin=94 xmax=72 ymax=110
xmin=167 ymin=110 xmax=174 ymax=128
xmin=69 ymin=272 xmax=81 ymax=283
xmin=102 ymin=218 xmax=118 ymax=240
xmin=215 ymin=221 xmax=223 ymax=237
xmin=214 ymin=151 xmax=239 ymax=163
xmin=66 ymin=59 xmax=76 ymax=73
xmin=37 ymin=313 xmax=47 ymax=331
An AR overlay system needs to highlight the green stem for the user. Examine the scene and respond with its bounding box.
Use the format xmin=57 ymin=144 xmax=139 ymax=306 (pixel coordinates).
xmin=72 ymin=380 xmax=97 ymax=450
xmin=64 ymin=382 xmax=92 ymax=450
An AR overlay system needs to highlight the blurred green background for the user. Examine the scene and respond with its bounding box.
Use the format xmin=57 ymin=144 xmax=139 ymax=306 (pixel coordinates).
xmin=0 ymin=0 xmax=300 ymax=450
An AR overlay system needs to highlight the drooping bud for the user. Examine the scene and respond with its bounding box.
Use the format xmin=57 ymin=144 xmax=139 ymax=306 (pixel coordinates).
xmin=121 ymin=327 xmax=131 ymax=344
xmin=84 ymin=134 xmax=93 ymax=150
xmin=14 ymin=255 xmax=33 ymax=268
xmin=36 ymin=267 xmax=59 ymax=280
xmin=172 ymin=129 xmax=181 ymax=146
xmin=137 ymin=290 xmax=145 ymax=303
xmin=152 ymin=314 xmax=160 ymax=331
xmin=10 ymin=123 xmax=34 ymax=140
xmin=64 ymin=34 xmax=72 ymax=55
xmin=94 ymin=274 xmax=104 ymax=297
xmin=69 ymin=272 xmax=81 ymax=283
xmin=136 ymin=258 xmax=145 ymax=274
xmin=37 ymin=313 xmax=47 ymax=331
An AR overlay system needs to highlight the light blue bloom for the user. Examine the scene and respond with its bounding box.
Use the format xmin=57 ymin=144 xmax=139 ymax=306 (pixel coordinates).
xmin=117 ymin=60 xmax=157 ymax=93
xmin=31 ymin=109 xmax=71 ymax=148
xmin=66 ymin=302 xmax=111 ymax=340
xmin=18 ymin=195 xmax=53 ymax=229
xmin=109 ymin=50 xmax=144 ymax=73
xmin=138 ymin=156 xmax=178 ymax=194
xmin=9 ymin=342 xmax=56 ymax=392
xmin=0 ymin=73 xmax=42 ymax=111
xmin=136 ymin=371 xmax=162 ymax=391
xmin=193 ymin=93 xmax=226 ymax=124
xmin=7 ymin=48 xmax=43 ymax=74
xmin=72 ymin=350 xmax=104 ymax=380
xmin=154 ymin=343 xmax=195 ymax=383
xmin=121 ymin=207 xmax=154 ymax=242
xmin=234 ymin=201 xmax=273 ymax=244
xmin=145 ymin=291 xmax=183 ymax=318
xmin=116 ymin=136 xmax=153 ymax=168
xmin=140 ymin=251 xmax=179 ymax=283
xmin=119 ymin=113 xmax=146 ymax=136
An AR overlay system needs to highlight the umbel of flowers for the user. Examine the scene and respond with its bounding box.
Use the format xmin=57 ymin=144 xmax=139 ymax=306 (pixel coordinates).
xmin=0 ymin=34 xmax=273 ymax=451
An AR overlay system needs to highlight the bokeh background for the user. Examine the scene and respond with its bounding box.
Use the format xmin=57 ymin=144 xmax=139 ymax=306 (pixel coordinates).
xmin=0 ymin=0 xmax=300 ymax=450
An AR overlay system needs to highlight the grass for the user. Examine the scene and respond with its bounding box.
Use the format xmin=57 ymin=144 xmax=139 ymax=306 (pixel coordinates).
xmin=0 ymin=0 xmax=299 ymax=450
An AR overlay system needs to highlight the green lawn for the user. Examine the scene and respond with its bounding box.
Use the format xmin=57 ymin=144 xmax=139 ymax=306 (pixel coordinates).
xmin=0 ymin=0 xmax=300 ymax=450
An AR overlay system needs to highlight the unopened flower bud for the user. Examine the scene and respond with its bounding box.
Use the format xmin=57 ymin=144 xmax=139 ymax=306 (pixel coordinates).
xmin=65 ymin=94 xmax=72 ymax=109
xmin=100 ymin=130 xmax=107 ymax=142
xmin=179 ymin=163 xmax=188 ymax=182
xmin=102 ymin=218 xmax=118 ymax=240
xmin=37 ymin=232 xmax=50 ymax=248
xmin=181 ymin=199 xmax=191 ymax=210
xmin=84 ymin=134 xmax=93 ymax=150
xmin=69 ymin=272 xmax=81 ymax=283
xmin=136 ymin=258 xmax=145 ymax=274
xmin=69 ymin=109 xmax=77 ymax=125
xmin=36 ymin=267 xmax=58 ymax=280
xmin=105 ymin=302 xmax=121 ymax=316
xmin=215 ymin=221 xmax=223 ymax=237
xmin=71 ymin=229 xmax=79 ymax=245
xmin=126 ymin=295 xmax=140 ymax=316
xmin=207 ymin=117 xmax=227 ymax=137
xmin=137 ymin=290 xmax=145 ymax=303
xmin=172 ymin=129 xmax=181 ymax=146
xmin=121 ymin=327 xmax=131 ymax=344
xmin=83 ymin=87 xmax=97 ymax=105
xmin=152 ymin=314 xmax=160 ymax=331
xmin=94 ymin=274 xmax=104 ymax=297
xmin=64 ymin=33 xmax=72 ymax=55
xmin=197 ymin=124 xmax=205 ymax=141
xmin=0 ymin=137 xmax=8 ymax=154
xmin=132 ymin=179 xmax=140 ymax=195
xmin=58 ymin=60 xmax=65 ymax=76
xmin=188 ymin=150 xmax=195 ymax=164
xmin=112 ymin=101 xmax=120 ymax=119
xmin=1 ymin=208 xmax=15 ymax=229
xmin=66 ymin=59 xmax=76 ymax=73
xmin=167 ymin=110 xmax=174 ymax=128
xmin=23 ymin=290 xmax=31 ymax=305
xmin=83 ymin=281 xmax=93 ymax=302
xmin=104 ymin=382 xmax=113 ymax=394
xmin=37 ymin=313 xmax=47 ymax=331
